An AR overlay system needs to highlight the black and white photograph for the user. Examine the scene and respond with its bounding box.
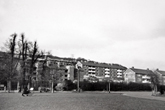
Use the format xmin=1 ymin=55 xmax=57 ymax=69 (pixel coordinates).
xmin=0 ymin=0 xmax=165 ymax=110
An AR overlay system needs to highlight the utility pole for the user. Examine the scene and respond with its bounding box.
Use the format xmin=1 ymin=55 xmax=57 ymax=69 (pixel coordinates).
xmin=109 ymin=67 xmax=111 ymax=93
xmin=108 ymin=80 xmax=110 ymax=93
xmin=76 ymin=61 xmax=82 ymax=93
xmin=77 ymin=69 xmax=80 ymax=92
xmin=51 ymin=69 xmax=54 ymax=93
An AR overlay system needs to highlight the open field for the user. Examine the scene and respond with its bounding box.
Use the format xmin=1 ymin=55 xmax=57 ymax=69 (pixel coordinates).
xmin=0 ymin=92 xmax=165 ymax=110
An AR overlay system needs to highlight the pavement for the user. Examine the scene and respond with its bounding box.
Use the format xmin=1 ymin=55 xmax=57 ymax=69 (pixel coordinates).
xmin=111 ymin=91 xmax=165 ymax=102
xmin=58 ymin=91 xmax=165 ymax=102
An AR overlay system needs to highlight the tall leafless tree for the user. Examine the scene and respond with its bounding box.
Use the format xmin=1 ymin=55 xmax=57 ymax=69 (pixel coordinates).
xmin=0 ymin=33 xmax=18 ymax=92
xmin=18 ymin=33 xmax=28 ymax=89
xmin=150 ymin=73 xmax=159 ymax=96
xmin=28 ymin=41 xmax=41 ymax=88
xmin=8 ymin=33 xmax=18 ymax=92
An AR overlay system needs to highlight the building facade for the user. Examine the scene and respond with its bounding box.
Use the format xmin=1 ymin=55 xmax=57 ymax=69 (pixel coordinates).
xmin=81 ymin=61 xmax=127 ymax=82
xmin=124 ymin=67 xmax=154 ymax=83
xmin=154 ymin=69 xmax=165 ymax=85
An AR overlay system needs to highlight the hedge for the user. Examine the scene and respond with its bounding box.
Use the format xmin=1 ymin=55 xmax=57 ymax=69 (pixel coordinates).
xmin=62 ymin=81 xmax=165 ymax=92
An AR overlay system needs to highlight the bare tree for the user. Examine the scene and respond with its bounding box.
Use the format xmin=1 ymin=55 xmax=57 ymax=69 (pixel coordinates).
xmin=0 ymin=33 xmax=18 ymax=92
xmin=8 ymin=34 xmax=18 ymax=92
xmin=28 ymin=41 xmax=41 ymax=88
xmin=40 ymin=51 xmax=48 ymax=81
xmin=18 ymin=33 xmax=28 ymax=89
xmin=150 ymin=73 xmax=159 ymax=96
xmin=0 ymin=52 xmax=20 ymax=91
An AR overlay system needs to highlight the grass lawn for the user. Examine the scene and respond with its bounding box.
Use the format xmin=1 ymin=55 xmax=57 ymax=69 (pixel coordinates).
xmin=0 ymin=92 xmax=165 ymax=110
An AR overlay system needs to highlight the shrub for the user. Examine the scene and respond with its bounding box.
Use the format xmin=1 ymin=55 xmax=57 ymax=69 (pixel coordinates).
xmin=79 ymin=81 xmax=152 ymax=91
xmin=63 ymin=80 xmax=76 ymax=91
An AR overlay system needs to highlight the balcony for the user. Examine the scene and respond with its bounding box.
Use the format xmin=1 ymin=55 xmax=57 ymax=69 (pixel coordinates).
xmin=88 ymin=73 xmax=96 ymax=76
xmin=105 ymin=68 xmax=110 ymax=71
xmin=105 ymin=75 xmax=110 ymax=78
xmin=117 ymin=72 xmax=122 ymax=75
xmin=88 ymin=70 xmax=95 ymax=73
xmin=142 ymin=80 xmax=151 ymax=83
xmin=117 ymin=75 xmax=122 ymax=78
xmin=142 ymin=75 xmax=150 ymax=79
xmin=88 ymin=67 xmax=95 ymax=70
xmin=117 ymin=69 xmax=122 ymax=72
xmin=105 ymin=71 xmax=110 ymax=74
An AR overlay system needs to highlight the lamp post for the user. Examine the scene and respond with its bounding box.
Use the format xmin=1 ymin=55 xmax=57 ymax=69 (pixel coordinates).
xmin=77 ymin=68 xmax=80 ymax=92
xmin=108 ymin=67 xmax=111 ymax=93
xmin=50 ymin=69 xmax=54 ymax=93
xmin=106 ymin=75 xmax=111 ymax=93
xmin=108 ymin=79 xmax=111 ymax=93
xmin=51 ymin=74 xmax=54 ymax=93
xmin=76 ymin=61 xmax=83 ymax=93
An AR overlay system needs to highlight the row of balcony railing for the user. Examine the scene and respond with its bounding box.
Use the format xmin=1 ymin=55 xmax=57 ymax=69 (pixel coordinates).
xmin=142 ymin=75 xmax=150 ymax=79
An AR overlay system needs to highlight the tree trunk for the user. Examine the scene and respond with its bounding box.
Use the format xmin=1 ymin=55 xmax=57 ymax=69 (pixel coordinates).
xmin=109 ymin=82 xmax=111 ymax=93
xmin=17 ymin=81 xmax=21 ymax=92
xmin=152 ymin=85 xmax=158 ymax=96
xmin=155 ymin=85 xmax=158 ymax=96
xmin=152 ymin=89 xmax=154 ymax=96
xmin=27 ymin=83 xmax=30 ymax=90
xmin=7 ymin=80 xmax=11 ymax=93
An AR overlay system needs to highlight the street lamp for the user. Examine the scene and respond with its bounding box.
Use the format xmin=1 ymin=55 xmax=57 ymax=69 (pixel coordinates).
xmin=108 ymin=78 xmax=111 ymax=93
xmin=50 ymin=69 xmax=55 ymax=93
xmin=108 ymin=67 xmax=111 ymax=93
xmin=109 ymin=67 xmax=112 ymax=93
xmin=76 ymin=61 xmax=83 ymax=92
xmin=77 ymin=68 xmax=80 ymax=92
xmin=105 ymin=74 xmax=111 ymax=93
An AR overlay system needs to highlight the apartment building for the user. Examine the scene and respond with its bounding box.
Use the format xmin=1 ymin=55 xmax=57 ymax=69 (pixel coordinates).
xmin=48 ymin=59 xmax=127 ymax=83
xmin=123 ymin=67 xmax=154 ymax=83
xmin=154 ymin=69 xmax=165 ymax=85
xmin=34 ymin=56 xmax=68 ymax=82
xmin=81 ymin=61 xmax=127 ymax=82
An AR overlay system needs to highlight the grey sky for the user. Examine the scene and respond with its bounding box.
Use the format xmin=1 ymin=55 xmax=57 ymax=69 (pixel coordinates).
xmin=1 ymin=0 xmax=165 ymax=70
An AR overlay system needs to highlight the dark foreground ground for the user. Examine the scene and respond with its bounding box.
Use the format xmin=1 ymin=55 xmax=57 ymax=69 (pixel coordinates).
xmin=0 ymin=92 xmax=165 ymax=110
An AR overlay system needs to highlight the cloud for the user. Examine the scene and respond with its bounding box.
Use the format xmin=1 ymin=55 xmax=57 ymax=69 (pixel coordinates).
xmin=95 ymin=37 xmax=165 ymax=69
xmin=152 ymin=20 xmax=165 ymax=38
xmin=1 ymin=0 xmax=165 ymax=70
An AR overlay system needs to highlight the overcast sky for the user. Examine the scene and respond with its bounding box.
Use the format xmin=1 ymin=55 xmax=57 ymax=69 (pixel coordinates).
xmin=1 ymin=0 xmax=165 ymax=70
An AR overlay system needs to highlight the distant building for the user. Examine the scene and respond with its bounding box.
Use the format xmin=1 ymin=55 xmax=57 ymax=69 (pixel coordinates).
xmin=123 ymin=67 xmax=154 ymax=83
xmin=81 ymin=61 xmax=127 ymax=82
xmin=66 ymin=66 xmax=75 ymax=80
xmin=34 ymin=57 xmax=68 ymax=83
xmin=0 ymin=51 xmax=128 ymax=86
xmin=154 ymin=69 xmax=165 ymax=85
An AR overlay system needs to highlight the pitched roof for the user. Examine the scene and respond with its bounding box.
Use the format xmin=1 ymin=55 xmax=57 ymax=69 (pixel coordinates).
xmin=156 ymin=70 xmax=165 ymax=76
xmin=82 ymin=62 xmax=127 ymax=70
xmin=130 ymin=67 xmax=154 ymax=75
xmin=47 ymin=66 xmax=67 ymax=70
